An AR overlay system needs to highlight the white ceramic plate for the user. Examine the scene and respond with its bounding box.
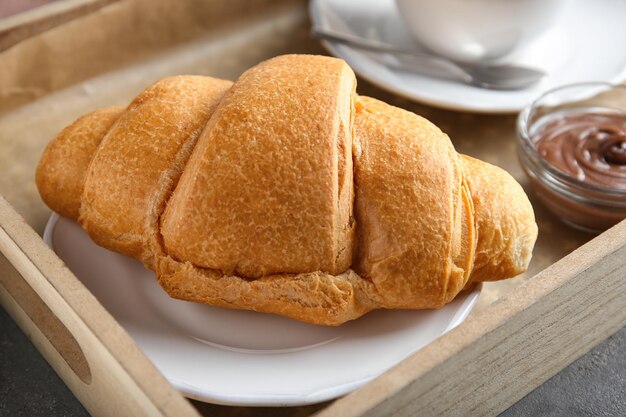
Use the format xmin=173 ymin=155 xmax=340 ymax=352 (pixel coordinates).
xmin=44 ymin=214 xmax=481 ymax=406
xmin=309 ymin=0 xmax=626 ymax=113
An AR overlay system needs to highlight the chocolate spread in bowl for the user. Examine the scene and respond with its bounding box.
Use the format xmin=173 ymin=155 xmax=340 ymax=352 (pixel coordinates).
xmin=533 ymin=112 xmax=626 ymax=191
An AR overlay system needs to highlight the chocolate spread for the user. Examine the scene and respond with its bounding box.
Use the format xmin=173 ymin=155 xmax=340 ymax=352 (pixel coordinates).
xmin=533 ymin=112 xmax=626 ymax=190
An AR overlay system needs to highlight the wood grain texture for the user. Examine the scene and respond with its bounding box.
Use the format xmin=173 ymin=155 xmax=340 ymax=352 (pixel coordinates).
xmin=0 ymin=196 xmax=199 ymax=417
xmin=315 ymin=219 xmax=626 ymax=417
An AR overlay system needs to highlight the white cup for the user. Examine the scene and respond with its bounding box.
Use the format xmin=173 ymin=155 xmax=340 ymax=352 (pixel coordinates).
xmin=395 ymin=0 xmax=565 ymax=63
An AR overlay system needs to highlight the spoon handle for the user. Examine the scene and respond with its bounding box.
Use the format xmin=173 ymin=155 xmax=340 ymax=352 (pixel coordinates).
xmin=310 ymin=27 xmax=468 ymax=73
xmin=311 ymin=27 xmax=546 ymax=90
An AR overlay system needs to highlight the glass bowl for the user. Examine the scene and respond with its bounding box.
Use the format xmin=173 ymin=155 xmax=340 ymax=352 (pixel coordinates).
xmin=517 ymin=82 xmax=626 ymax=233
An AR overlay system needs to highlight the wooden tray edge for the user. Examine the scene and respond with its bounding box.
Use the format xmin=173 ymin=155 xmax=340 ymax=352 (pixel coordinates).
xmin=0 ymin=196 xmax=200 ymax=417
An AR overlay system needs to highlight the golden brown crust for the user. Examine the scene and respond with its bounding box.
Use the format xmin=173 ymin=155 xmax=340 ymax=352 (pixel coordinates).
xmin=35 ymin=55 xmax=537 ymax=325
xmin=35 ymin=107 xmax=123 ymax=219
xmin=79 ymin=76 xmax=232 ymax=262
xmin=352 ymin=96 xmax=473 ymax=308
xmin=161 ymin=55 xmax=356 ymax=278
xmin=460 ymin=155 xmax=537 ymax=282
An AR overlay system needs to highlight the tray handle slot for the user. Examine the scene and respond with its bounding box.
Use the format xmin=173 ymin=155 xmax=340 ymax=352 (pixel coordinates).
xmin=0 ymin=252 xmax=92 ymax=384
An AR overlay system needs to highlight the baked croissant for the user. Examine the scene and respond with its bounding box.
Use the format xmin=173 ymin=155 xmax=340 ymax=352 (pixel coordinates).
xmin=36 ymin=55 xmax=537 ymax=325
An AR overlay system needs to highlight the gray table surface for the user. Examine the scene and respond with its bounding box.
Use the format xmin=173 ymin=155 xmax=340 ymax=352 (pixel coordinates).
xmin=0 ymin=306 xmax=624 ymax=417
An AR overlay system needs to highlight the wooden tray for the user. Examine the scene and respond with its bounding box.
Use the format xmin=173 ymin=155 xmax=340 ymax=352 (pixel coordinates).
xmin=1 ymin=1 xmax=625 ymax=416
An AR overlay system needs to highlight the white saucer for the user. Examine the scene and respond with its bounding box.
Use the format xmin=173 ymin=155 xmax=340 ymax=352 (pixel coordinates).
xmin=44 ymin=214 xmax=481 ymax=406
xmin=310 ymin=0 xmax=626 ymax=113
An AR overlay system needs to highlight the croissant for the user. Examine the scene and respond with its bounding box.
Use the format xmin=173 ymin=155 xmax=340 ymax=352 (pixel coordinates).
xmin=36 ymin=55 xmax=537 ymax=325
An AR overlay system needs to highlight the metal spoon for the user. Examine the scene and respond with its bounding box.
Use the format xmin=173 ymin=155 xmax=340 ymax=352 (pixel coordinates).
xmin=311 ymin=27 xmax=546 ymax=90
